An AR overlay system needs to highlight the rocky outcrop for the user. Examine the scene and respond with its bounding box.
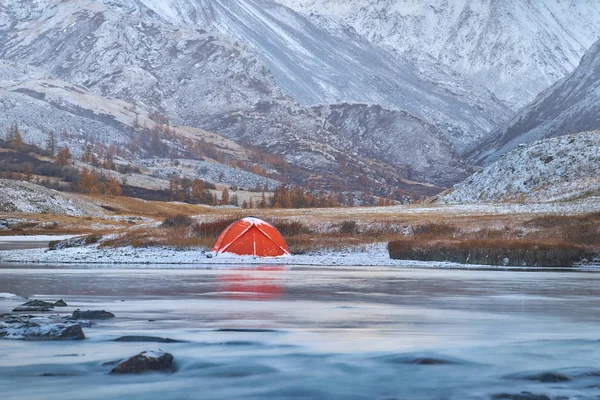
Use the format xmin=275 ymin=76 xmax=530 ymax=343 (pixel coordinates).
xmin=472 ymin=39 xmax=600 ymax=165
xmin=0 ymin=315 xmax=85 ymax=340
xmin=110 ymin=350 xmax=176 ymax=374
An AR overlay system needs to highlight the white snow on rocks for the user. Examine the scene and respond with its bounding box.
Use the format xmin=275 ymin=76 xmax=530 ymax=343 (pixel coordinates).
xmin=437 ymin=132 xmax=600 ymax=203
xmin=275 ymin=0 xmax=600 ymax=108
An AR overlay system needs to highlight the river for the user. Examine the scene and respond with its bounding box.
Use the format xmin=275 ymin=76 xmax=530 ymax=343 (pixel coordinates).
xmin=1 ymin=265 xmax=600 ymax=399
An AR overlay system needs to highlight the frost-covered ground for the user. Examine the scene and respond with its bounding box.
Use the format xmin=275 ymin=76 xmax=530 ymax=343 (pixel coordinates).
xmin=0 ymin=179 xmax=105 ymax=216
xmin=1 ymin=242 xmax=598 ymax=269
xmin=139 ymin=158 xmax=280 ymax=191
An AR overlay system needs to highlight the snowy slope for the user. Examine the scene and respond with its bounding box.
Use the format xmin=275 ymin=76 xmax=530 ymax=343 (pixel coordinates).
xmin=0 ymin=0 xmax=475 ymax=193
xmin=132 ymin=0 xmax=511 ymax=154
xmin=276 ymin=0 xmax=600 ymax=108
xmin=437 ymin=132 xmax=600 ymax=204
xmin=313 ymin=103 xmax=472 ymax=187
xmin=0 ymin=0 xmax=510 ymax=155
xmin=0 ymin=179 xmax=105 ymax=216
xmin=472 ymin=39 xmax=600 ymax=166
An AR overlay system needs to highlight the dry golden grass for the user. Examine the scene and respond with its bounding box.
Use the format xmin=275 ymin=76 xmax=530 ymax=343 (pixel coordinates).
xmin=4 ymin=190 xmax=599 ymax=262
xmin=0 ymin=212 xmax=128 ymax=236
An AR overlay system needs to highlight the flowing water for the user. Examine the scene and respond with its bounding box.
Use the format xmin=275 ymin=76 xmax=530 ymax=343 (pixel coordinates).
xmin=1 ymin=265 xmax=600 ymax=399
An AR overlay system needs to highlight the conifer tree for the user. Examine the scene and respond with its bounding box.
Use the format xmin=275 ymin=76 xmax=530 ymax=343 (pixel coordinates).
xmin=46 ymin=131 xmax=56 ymax=157
xmin=11 ymin=125 xmax=24 ymax=150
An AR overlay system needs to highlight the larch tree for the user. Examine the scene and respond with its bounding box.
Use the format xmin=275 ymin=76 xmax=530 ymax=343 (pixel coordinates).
xmin=55 ymin=146 xmax=72 ymax=166
xmin=46 ymin=131 xmax=56 ymax=157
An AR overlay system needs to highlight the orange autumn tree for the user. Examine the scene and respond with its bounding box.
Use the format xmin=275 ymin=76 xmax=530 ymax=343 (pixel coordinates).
xmin=55 ymin=146 xmax=72 ymax=166
xmin=77 ymin=167 xmax=104 ymax=194
xmin=105 ymin=176 xmax=122 ymax=196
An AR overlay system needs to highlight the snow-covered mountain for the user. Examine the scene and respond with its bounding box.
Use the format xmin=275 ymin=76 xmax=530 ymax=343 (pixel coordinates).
xmin=0 ymin=0 xmax=511 ymax=155
xmin=0 ymin=0 xmax=479 ymax=195
xmin=472 ymin=39 xmax=600 ymax=166
xmin=276 ymin=0 xmax=600 ymax=108
xmin=312 ymin=103 xmax=471 ymax=187
xmin=436 ymin=131 xmax=600 ymax=204
xmin=133 ymin=0 xmax=511 ymax=153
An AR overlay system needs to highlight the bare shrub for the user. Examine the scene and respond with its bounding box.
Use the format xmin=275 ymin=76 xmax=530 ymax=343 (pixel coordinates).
xmin=412 ymin=223 xmax=459 ymax=237
xmin=339 ymin=220 xmax=358 ymax=234
xmin=272 ymin=220 xmax=311 ymax=236
xmin=388 ymin=238 xmax=594 ymax=267
xmin=161 ymin=214 xmax=194 ymax=228
xmin=190 ymin=218 xmax=238 ymax=238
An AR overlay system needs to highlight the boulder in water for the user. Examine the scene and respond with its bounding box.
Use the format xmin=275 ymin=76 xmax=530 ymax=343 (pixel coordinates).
xmin=21 ymin=300 xmax=56 ymax=308
xmin=114 ymin=336 xmax=184 ymax=343
xmin=12 ymin=306 xmax=54 ymax=312
xmin=109 ymin=350 xmax=176 ymax=374
xmin=0 ymin=315 xmax=85 ymax=340
xmin=492 ymin=393 xmax=552 ymax=400
xmin=70 ymin=310 xmax=115 ymax=320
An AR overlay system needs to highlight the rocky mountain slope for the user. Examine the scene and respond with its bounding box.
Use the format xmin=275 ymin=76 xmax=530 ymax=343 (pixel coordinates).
xmin=436 ymin=132 xmax=600 ymax=204
xmin=276 ymin=0 xmax=600 ymax=108
xmin=132 ymin=0 xmax=511 ymax=154
xmin=0 ymin=0 xmax=479 ymax=195
xmin=472 ymin=39 xmax=600 ymax=166
xmin=0 ymin=179 xmax=105 ymax=215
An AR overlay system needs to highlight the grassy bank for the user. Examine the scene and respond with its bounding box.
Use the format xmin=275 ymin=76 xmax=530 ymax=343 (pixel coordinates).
xmin=388 ymin=212 xmax=600 ymax=267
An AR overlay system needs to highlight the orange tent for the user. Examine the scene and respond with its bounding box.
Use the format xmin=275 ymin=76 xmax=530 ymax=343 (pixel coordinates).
xmin=211 ymin=217 xmax=290 ymax=257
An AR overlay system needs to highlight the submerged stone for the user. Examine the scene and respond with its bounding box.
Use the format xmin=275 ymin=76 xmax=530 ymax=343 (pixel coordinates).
xmin=70 ymin=310 xmax=115 ymax=320
xmin=492 ymin=392 xmax=552 ymax=400
xmin=12 ymin=306 xmax=53 ymax=312
xmin=511 ymin=371 xmax=572 ymax=383
xmin=114 ymin=336 xmax=184 ymax=343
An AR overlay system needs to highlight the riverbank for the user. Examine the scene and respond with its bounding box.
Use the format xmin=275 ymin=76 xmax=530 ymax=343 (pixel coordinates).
xmin=0 ymin=240 xmax=599 ymax=270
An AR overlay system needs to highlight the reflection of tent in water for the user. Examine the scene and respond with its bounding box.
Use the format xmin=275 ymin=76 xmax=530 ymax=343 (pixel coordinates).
xmin=211 ymin=217 xmax=290 ymax=257
xmin=221 ymin=266 xmax=285 ymax=300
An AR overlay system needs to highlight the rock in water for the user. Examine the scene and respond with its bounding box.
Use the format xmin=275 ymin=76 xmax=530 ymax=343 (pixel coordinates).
xmin=0 ymin=315 xmax=85 ymax=340
xmin=492 ymin=393 xmax=552 ymax=400
xmin=110 ymin=350 xmax=176 ymax=374
xmin=21 ymin=300 xmax=56 ymax=308
xmin=114 ymin=336 xmax=183 ymax=343
xmin=54 ymin=299 xmax=68 ymax=307
xmin=12 ymin=306 xmax=54 ymax=312
xmin=70 ymin=310 xmax=115 ymax=320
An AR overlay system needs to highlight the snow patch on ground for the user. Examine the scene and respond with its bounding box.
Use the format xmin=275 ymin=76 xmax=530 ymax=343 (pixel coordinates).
xmin=1 ymin=242 xmax=597 ymax=269
xmin=0 ymin=179 xmax=105 ymax=216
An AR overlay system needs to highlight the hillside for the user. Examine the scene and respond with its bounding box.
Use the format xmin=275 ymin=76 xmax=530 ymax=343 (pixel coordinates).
xmin=0 ymin=0 xmax=483 ymax=197
xmin=0 ymin=179 xmax=105 ymax=216
xmin=472 ymin=39 xmax=600 ymax=166
xmin=436 ymin=131 xmax=600 ymax=204
xmin=276 ymin=0 xmax=600 ymax=108
xmin=132 ymin=0 xmax=511 ymax=154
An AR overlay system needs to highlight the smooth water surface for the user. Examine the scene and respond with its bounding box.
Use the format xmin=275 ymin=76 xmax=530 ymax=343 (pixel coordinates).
xmin=1 ymin=265 xmax=600 ymax=399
